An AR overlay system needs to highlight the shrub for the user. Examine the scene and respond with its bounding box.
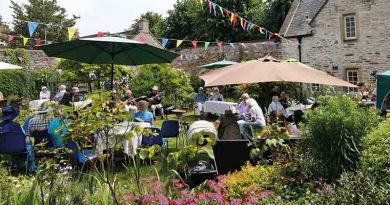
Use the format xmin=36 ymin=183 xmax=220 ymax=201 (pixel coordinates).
xmin=299 ymin=96 xmax=379 ymax=180
xmin=131 ymin=64 xmax=195 ymax=108
xmin=220 ymin=162 xmax=279 ymax=199
xmin=361 ymin=117 xmax=390 ymax=181
xmin=0 ymin=70 xmax=37 ymax=98
xmin=324 ymin=171 xmax=390 ymax=205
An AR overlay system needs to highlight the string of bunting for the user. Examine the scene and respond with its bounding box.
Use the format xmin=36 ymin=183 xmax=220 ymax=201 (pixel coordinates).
xmin=200 ymin=0 xmax=290 ymax=44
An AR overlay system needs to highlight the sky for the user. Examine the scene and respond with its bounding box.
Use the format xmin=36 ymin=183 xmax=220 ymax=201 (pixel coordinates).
xmin=0 ymin=0 xmax=177 ymax=36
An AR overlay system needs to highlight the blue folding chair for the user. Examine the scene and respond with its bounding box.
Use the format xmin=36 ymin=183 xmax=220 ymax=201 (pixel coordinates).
xmin=31 ymin=130 xmax=54 ymax=148
xmin=66 ymin=140 xmax=97 ymax=171
xmin=0 ymin=122 xmax=28 ymax=172
xmin=161 ymin=120 xmax=180 ymax=151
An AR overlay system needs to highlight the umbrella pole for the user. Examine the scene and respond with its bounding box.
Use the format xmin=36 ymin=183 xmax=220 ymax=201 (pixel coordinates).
xmin=111 ymin=63 xmax=114 ymax=90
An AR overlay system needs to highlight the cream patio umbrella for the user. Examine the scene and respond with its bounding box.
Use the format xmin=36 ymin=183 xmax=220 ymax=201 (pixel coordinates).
xmin=0 ymin=62 xmax=23 ymax=70
xmin=200 ymin=56 xmax=357 ymax=88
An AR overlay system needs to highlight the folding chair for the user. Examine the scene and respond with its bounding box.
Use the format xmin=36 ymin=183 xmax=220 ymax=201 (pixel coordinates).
xmin=161 ymin=120 xmax=180 ymax=151
xmin=0 ymin=127 xmax=28 ymax=173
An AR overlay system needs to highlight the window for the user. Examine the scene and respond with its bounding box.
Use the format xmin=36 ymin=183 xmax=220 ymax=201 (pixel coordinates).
xmin=346 ymin=69 xmax=359 ymax=92
xmin=344 ymin=15 xmax=357 ymax=40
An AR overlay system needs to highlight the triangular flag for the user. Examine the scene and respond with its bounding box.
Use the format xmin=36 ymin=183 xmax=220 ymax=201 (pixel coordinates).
xmin=259 ymin=27 xmax=265 ymax=34
xmin=180 ymin=54 xmax=183 ymax=60
xmin=68 ymin=27 xmax=76 ymax=40
xmin=27 ymin=21 xmax=39 ymax=37
xmin=240 ymin=18 xmax=244 ymax=29
xmin=138 ymin=34 xmax=146 ymax=43
xmin=208 ymin=1 xmax=212 ymax=14
xmin=243 ymin=20 xmax=248 ymax=31
xmin=176 ymin=40 xmax=184 ymax=48
xmin=225 ymin=10 xmax=231 ymax=17
xmin=269 ymin=32 xmax=274 ymax=40
xmin=212 ymin=2 xmax=217 ymax=16
xmin=22 ymin=36 xmax=29 ymax=46
xmin=233 ymin=15 xmax=238 ymax=27
xmin=192 ymin=40 xmax=198 ymax=48
xmin=217 ymin=41 xmax=223 ymax=49
xmin=265 ymin=30 xmax=269 ymax=39
xmin=35 ymin=38 xmax=42 ymax=46
xmin=249 ymin=23 xmax=255 ymax=31
xmin=219 ymin=6 xmax=224 ymax=16
xmin=7 ymin=35 xmax=14 ymax=43
xmin=230 ymin=13 xmax=234 ymax=23
xmin=204 ymin=42 xmax=210 ymax=50
xmin=161 ymin=38 xmax=169 ymax=48
xmin=67 ymin=27 xmax=77 ymax=40
xmin=97 ymin=32 xmax=105 ymax=37
xmin=229 ymin=43 xmax=235 ymax=49
xmin=240 ymin=43 xmax=247 ymax=48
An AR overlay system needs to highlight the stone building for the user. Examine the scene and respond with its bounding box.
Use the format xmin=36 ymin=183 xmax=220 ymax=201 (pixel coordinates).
xmin=280 ymin=0 xmax=390 ymax=91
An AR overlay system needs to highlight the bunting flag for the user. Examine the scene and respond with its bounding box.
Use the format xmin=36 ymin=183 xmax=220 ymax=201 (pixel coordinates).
xmin=22 ymin=36 xmax=28 ymax=46
xmin=192 ymin=40 xmax=198 ymax=48
xmin=240 ymin=43 xmax=247 ymax=48
xmin=27 ymin=21 xmax=39 ymax=37
xmin=240 ymin=18 xmax=244 ymax=29
xmin=161 ymin=38 xmax=169 ymax=48
xmin=269 ymin=32 xmax=274 ymax=40
xmin=229 ymin=43 xmax=235 ymax=49
xmin=138 ymin=34 xmax=146 ymax=43
xmin=67 ymin=27 xmax=77 ymax=41
xmin=97 ymin=32 xmax=106 ymax=37
xmin=176 ymin=40 xmax=184 ymax=47
xmin=212 ymin=2 xmax=217 ymax=16
xmin=265 ymin=31 xmax=269 ymax=39
xmin=208 ymin=1 xmax=212 ymax=14
xmin=230 ymin=13 xmax=234 ymax=23
xmin=225 ymin=9 xmax=231 ymax=17
xmin=35 ymin=38 xmax=42 ymax=46
xmin=233 ymin=14 xmax=238 ymax=27
xmin=243 ymin=20 xmax=248 ymax=31
xmin=204 ymin=42 xmax=210 ymax=50
xmin=259 ymin=27 xmax=265 ymax=34
xmin=219 ymin=6 xmax=224 ymax=16
xmin=217 ymin=41 xmax=223 ymax=49
xmin=7 ymin=35 xmax=14 ymax=43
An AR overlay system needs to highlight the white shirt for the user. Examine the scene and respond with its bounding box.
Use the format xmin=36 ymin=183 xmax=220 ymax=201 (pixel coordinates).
xmin=249 ymin=105 xmax=266 ymax=127
xmin=268 ymin=101 xmax=284 ymax=115
xmin=39 ymin=91 xmax=50 ymax=100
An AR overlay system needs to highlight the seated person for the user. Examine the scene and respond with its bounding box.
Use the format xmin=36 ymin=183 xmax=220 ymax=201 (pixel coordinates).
xmin=279 ymin=91 xmax=290 ymax=109
xmin=357 ymin=82 xmax=370 ymax=101
xmin=236 ymin=93 xmax=250 ymax=119
xmin=215 ymin=109 xmax=241 ymax=140
xmin=268 ymin=96 xmax=285 ymax=123
xmin=148 ymin=86 xmax=164 ymax=118
xmin=208 ymin=87 xmax=224 ymax=101
xmin=28 ymin=102 xmax=54 ymax=144
xmin=39 ymin=86 xmax=50 ymax=100
xmin=48 ymin=117 xmax=67 ymax=148
xmin=133 ymin=100 xmax=154 ymax=124
xmin=194 ymin=87 xmax=207 ymax=115
xmin=237 ymin=99 xmax=266 ymax=142
xmin=109 ymin=89 xmax=118 ymax=108
xmin=54 ymin=85 xmax=67 ymax=102
xmin=61 ymin=87 xmax=83 ymax=106
xmin=0 ymin=106 xmax=26 ymax=153
xmin=121 ymin=89 xmax=138 ymax=115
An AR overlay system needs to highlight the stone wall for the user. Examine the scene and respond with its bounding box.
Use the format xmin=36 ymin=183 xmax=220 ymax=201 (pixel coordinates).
xmin=0 ymin=49 xmax=57 ymax=69
xmin=172 ymin=41 xmax=282 ymax=74
xmin=282 ymin=0 xmax=390 ymax=83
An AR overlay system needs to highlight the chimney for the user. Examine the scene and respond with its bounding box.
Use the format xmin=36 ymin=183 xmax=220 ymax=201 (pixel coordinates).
xmin=138 ymin=18 xmax=150 ymax=33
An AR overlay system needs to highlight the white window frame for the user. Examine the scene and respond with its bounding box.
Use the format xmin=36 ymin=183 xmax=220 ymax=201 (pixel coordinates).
xmin=344 ymin=14 xmax=357 ymax=40
xmin=346 ymin=69 xmax=359 ymax=93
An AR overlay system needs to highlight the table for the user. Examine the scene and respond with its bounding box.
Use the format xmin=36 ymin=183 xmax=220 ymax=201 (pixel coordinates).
xmin=96 ymin=121 xmax=151 ymax=157
xmin=29 ymin=99 xmax=49 ymax=110
xmin=203 ymin=101 xmax=237 ymax=115
xmin=285 ymin=104 xmax=312 ymax=117
xmin=172 ymin=109 xmax=186 ymax=119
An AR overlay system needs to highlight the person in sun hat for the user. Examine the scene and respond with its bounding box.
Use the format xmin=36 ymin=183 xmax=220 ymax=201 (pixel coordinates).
xmin=39 ymin=86 xmax=51 ymax=100
xmin=54 ymin=85 xmax=67 ymax=102
xmin=28 ymin=101 xmax=54 ymax=135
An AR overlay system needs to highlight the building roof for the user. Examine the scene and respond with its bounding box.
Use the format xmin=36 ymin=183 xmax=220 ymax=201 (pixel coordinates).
xmin=280 ymin=0 xmax=328 ymax=37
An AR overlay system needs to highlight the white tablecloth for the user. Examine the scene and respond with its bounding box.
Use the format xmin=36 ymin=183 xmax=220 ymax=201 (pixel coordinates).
xmin=285 ymin=104 xmax=311 ymax=117
xmin=29 ymin=99 xmax=49 ymax=110
xmin=96 ymin=121 xmax=151 ymax=157
xmin=203 ymin=101 xmax=237 ymax=115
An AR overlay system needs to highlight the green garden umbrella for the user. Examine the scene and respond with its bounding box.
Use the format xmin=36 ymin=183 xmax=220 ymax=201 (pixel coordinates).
xmin=199 ymin=59 xmax=238 ymax=69
xmin=39 ymin=36 xmax=179 ymax=89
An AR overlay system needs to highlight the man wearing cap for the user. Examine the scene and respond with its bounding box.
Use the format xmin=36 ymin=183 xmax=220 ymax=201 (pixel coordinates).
xmin=60 ymin=87 xmax=83 ymax=106
xmin=148 ymin=86 xmax=164 ymax=119
xmin=39 ymin=86 xmax=50 ymax=100
xmin=54 ymin=85 xmax=67 ymax=102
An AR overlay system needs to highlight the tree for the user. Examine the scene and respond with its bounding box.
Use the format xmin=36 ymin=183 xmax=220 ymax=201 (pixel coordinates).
xmin=10 ymin=0 xmax=78 ymax=48
xmin=261 ymin=0 xmax=293 ymax=32
xmin=163 ymin=0 xmax=266 ymax=45
xmin=127 ymin=12 xmax=165 ymax=37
